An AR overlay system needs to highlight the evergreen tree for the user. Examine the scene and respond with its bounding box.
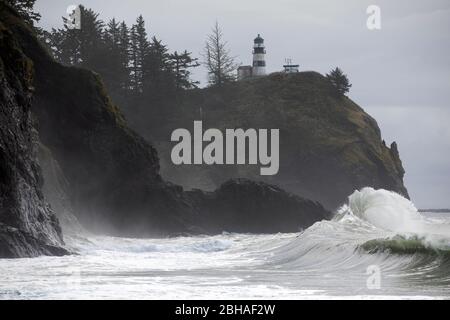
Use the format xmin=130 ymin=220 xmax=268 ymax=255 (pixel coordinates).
xmin=129 ymin=15 xmax=151 ymax=94
xmin=46 ymin=5 xmax=105 ymax=68
xmin=41 ymin=7 xmax=198 ymax=105
xmin=144 ymin=36 xmax=174 ymax=98
xmin=43 ymin=27 xmax=80 ymax=65
xmin=104 ymin=18 xmax=120 ymax=46
xmin=117 ymin=21 xmax=131 ymax=93
xmin=102 ymin=18 xmax=125 ymax=94
xmin=6 ymin=0 xmax=40 ymax=25
xmin=170 ymin=50 xmax=200 ymax=90
xmin=326 ymin=67 xmax=352 ymax=96
xmin=76 ymin=6 xmax=106 ymax=71
xmin=203 ymin=22 xmax=237 ymax=87
xmin=129 ymin=25 xmax=140 ymax=93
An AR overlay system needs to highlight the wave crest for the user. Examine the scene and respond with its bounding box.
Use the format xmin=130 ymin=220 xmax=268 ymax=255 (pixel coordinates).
xmin=360 ymin=235 xmax=450 ymax=256
xmin=345 ymin=187 xmax=423 ymax=233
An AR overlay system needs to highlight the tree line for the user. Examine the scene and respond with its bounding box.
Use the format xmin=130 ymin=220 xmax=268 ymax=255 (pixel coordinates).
xmin=7 ymin=0 xmax=351 ymax=100
xmin=6 ymin=0 xmax=40 ymax=24
xmin=39 ymin=6 xmax=200 ymax=105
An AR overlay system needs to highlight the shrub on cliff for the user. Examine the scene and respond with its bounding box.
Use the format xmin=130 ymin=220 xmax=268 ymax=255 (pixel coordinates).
xmin=326 ymin=67 xmax=352 ymax=96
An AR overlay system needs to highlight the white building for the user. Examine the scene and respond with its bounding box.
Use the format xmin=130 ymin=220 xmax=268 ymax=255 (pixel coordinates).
xmin=252 ymin=34 xmax=266 ymax=76
xmin=237 ymin=34 xmax=267 ymax=80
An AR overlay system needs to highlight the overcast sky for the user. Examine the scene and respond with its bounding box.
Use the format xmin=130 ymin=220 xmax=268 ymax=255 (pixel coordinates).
xmin=35 ymin=0 xmax=450 ymax=208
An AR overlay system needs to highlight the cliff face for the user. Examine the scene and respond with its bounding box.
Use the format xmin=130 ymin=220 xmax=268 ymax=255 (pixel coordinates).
xmin=0 ymin=6 xmax=67 ymax=258
xmin=130 ymin=72 xmax=409 ymax=210
xmin=6 ymin=15 xmax=195 ymax=236
xmin=0 ymin=3 xmax=330 ymax=241
xmin=37 ymin=144 xmax=84 ymax=235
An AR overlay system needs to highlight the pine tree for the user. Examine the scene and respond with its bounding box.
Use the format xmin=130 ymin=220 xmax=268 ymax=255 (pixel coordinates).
xmin=6 ymin=0 xmax=40 ymax=25
xmin=117 ymin=21 xmax=131 ymax=93
xmin=102 ymin=18 xmax=124 ymax=96
xmin=129 ymin=25 xmax=139 ymax=93
xmin=104 ymin=18 xmax=120 ymax=47
xmin=129 ymin=15 xmax=151 ymax=94
xmin=203 ymin=22 xmax=237 ymax=87
xmin=41 ymin=7 xmax=198 ymax=105
xmin=146 ymin=36 xmax=180 ymax=99
xmin=170 ymin=50 xmax=200 ymax=90
xmin=76 ymin=6 xmax=106 ymax=71
xmin=43 ymin=26 xmax=80 ymax=65
xmin=47 ymin=5 xmax=106 ymax=68
xmin=326 ymin=67 xmax=352 ymax=96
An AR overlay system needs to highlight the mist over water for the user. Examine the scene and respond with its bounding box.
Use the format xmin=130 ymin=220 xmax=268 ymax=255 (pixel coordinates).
xmin=1 ymin=188 xmax=449 ymax=300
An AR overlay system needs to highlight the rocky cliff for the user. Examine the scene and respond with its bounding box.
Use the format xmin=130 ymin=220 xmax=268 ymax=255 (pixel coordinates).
xmin=0 ymin=5 xmax=67 ymax=258
xmin=0 ymin=2 xmax=330 ymax=250
xmin=128 ymin=72 xmax=409 ymax=210
xmin=3 ymin=6 xmax=196 ymax=237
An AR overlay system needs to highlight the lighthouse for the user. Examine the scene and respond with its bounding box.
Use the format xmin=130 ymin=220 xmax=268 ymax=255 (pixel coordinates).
xmin=237 ymin=34 xmax=267 ymax=80
xmin=252 ymin=34 xmax=266 ymax=76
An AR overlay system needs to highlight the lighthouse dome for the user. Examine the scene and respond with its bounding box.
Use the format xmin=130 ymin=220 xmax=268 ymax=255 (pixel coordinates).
xmin=254 ymin=34 xmax=264 ymax=44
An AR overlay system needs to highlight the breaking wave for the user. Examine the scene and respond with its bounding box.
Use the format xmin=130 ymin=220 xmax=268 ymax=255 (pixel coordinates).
xmin=361 ymin=235 xmax=450 ymax=256
xmin=2 ymin=187 xmax=449 ymax=299
xmin=261 ymin=187 xmax=450 ymax=287
xmin=346 ymin=188 xmax=450 ymax=255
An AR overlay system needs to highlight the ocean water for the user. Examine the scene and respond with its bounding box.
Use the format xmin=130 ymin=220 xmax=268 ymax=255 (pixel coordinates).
xmin=0 ymin=188 xmax=449 ymax=300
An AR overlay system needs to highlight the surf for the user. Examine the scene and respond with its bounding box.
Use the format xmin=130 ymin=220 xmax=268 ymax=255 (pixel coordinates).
xmin=262 ymin=188 xmax=450 ymax=284
xmin=2 ymin=187 xmax=450 ymax=299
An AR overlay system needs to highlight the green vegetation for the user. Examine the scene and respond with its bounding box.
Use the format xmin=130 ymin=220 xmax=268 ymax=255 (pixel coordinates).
xmin=326 ymin=67 xmax=352 ymax=96
xmin=40 ymin=6 xmax=200 ymax=108
xmin=5 ymin=0 xmax=40 ymax=25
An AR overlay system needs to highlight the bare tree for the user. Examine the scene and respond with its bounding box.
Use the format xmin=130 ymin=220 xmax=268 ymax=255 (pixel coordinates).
xmin=203 ymin=22 xmax=237 ymax=87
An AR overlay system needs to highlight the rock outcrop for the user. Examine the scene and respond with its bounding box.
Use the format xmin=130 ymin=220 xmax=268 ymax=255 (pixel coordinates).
xmin=189 ymin=179 xmax=331 ymax=234
xmin=0 ymin=4 xmax=67 ymax=258
xmin=126 ymin=72 xmax=409 ymax=210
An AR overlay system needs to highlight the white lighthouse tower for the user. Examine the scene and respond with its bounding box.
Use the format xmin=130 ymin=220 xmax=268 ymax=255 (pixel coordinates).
xmin=252 ymin=34 xmax=266 ymax=76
